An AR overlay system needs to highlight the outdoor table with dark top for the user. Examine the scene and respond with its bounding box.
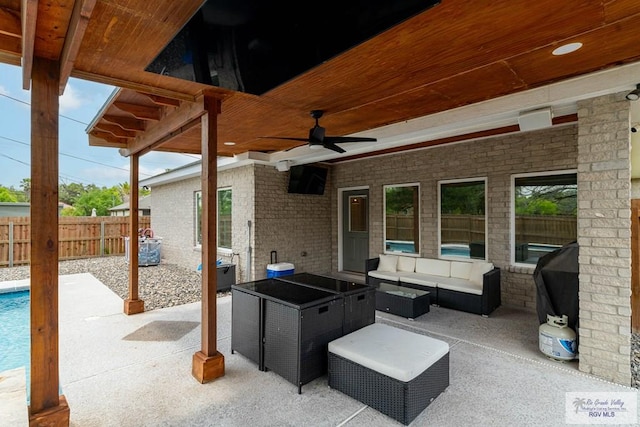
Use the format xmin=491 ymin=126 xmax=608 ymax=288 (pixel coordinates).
xmin=276 ymin=272 xmax=376 ymax=334
xmin=375 ymin=282 xmax=431 ymax=319
xmin=231 ymin=278 xmax=344 ymax=393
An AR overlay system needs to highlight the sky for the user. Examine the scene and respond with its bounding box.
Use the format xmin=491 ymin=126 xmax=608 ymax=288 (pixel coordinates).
xmin=0 ymin=62 xmax=201 ymax=190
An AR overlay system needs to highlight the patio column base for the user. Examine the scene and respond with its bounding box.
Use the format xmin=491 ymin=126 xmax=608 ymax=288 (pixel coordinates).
xmin=124 ymin=299 xmax=144 ymax=315
xmin=192 ymin=351 xmax=225 ymax=384
xmin=29 ymin=394 xmax=70 ymax=426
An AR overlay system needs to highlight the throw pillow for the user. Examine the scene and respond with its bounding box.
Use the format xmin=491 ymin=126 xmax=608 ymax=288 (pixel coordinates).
xmin=397 ymin=256 xmax=416 ymax=272
xmin=377 ymin=254 xmax=398 ymax=272
xmin=469 ymin=262 xmax=494 ymax=285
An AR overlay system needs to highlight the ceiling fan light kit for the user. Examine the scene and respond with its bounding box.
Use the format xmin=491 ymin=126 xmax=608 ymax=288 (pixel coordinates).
xmin=626 ymin=84 xmax=640 ymax=101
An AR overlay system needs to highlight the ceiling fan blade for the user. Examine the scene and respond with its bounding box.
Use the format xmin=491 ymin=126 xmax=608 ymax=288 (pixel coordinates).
xmin=259 ymin=136 xmax=310 ymax=142
xmin=323 ymin=142 xmax=346 ymax=153
xmin=323 ymin=136 xmax=377 ymax=144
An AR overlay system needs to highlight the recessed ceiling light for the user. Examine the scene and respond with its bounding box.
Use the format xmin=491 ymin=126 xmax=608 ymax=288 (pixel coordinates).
xmin=223 ymin=141 xmax=236 ymax=146
xmin=552 ymin=42 xmax=583 ymax=56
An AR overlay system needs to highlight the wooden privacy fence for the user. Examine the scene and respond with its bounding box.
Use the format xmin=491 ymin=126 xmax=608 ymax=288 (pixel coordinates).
xmin=389 ymin=213 xmax=576 ymax=245
xmin=0 ymin=216 xmax=151 ymax=267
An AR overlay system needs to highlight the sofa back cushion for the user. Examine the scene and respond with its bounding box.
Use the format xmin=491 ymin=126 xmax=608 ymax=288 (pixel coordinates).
xmin=415 ymin=258 xmax=451 ymax=277
xmin=377 ymin=254 xmax=399 ymax=272
xmin=450 ymin=261 xmax=473 ymax=280
xmin=397 ymin=256 xmax=416 ymax=273
xmin=469 ymin=262 xmax=494 ymax=285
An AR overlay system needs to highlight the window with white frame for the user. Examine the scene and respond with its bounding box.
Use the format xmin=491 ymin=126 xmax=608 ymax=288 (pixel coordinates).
xmin=194 ymin=188 xmax=233 ymax=250
xmin=439 ymin=178 xmax=486 ymax=260
xmin=512 ymin=171 xmax=577 ymax=265
xmin=195 ymin=191 xmax=202 ymax=246
xmin=384 ymin=183 xmax=420 ymax=255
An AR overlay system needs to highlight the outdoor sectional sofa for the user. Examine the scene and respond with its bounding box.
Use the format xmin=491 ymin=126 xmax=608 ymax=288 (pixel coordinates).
xmin=365 ymin=254 xmax=501 ymax=316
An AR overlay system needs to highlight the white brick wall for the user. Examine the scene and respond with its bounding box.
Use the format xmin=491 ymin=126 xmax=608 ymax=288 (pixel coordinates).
xmin=576 ymin=92 xmax=632 ymax=385
xmin=150 ymin=163 xmax=332 ymax=283
xmin=331 ymin=125 xmax=578 ymax=311
xmin=253 ymin=164 xmax=332 ymax=279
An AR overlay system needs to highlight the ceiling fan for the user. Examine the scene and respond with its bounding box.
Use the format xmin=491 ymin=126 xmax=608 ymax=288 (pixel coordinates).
xmin=262 ymin=110 xmax=377 ymax=153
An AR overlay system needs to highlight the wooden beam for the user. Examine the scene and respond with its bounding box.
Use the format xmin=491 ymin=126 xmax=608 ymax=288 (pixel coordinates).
xmin=89 ymin=130 xmax=128 ymax=145
xmin=113 ymin=101 xmax=161 ymax=121
xmin=102 ymin=115 xmax=146 ymax=131
xmin=88 ymin=133 xmax=126 ymax=148
xmin=93 ymin=122 xmax=137 ymax=138
xmin=0 ymin=7 xmax=21 ymax=38
xmin=21 ymin=0 xmax=37 ymax=90
xmin=192 ymin=95 xmax=224 ymax=384
xmin=143 ymin=93 xmax=181 ymax=107
xmin=0 ymin=33 xmax=21 ymax=56
xmin=59 ymin=0 xmax=98 ymax=94
xmin=124 ymin=155 xmax=144 ymax=315
xmin=119 ymin=98 xmax=205 ymax=157
xmin=29 ymin=57 xmax=70 ymax=425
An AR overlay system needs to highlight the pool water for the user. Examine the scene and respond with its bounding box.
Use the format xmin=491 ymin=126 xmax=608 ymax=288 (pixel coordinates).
xmin=0 ymin=291 xmax=30 ymax=386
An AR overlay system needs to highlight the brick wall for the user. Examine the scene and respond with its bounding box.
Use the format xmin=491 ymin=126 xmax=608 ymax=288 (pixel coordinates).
xmin=150 ymin=165 xmax=255 ymax=283
xmin=149 ymin=176 xmax=201 ymax=270
xmin=253 ymin=164 xmax=332 ymax=280
xmin=151 ymin=163 xmax=332 ymax=282
xmin=331 ymin=124 xmax=579 ymax=310
xmin=576 ymin=92 xmax=632 ymax=385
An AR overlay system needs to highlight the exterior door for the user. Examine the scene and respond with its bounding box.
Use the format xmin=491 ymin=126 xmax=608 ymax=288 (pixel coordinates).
xmin=342 ymin=189 xmax=369 ymax=273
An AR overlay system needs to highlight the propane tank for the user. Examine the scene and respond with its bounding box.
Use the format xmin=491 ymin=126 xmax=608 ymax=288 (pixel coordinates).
xmin=539 ymin=314 xmax=577 ymax=361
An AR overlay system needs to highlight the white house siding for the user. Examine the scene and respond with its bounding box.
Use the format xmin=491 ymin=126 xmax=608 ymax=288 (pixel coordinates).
xmin=331 ymin=124 xmax=578 ymax=311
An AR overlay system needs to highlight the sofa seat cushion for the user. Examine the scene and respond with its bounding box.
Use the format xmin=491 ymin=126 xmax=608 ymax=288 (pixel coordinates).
xmin=398 ymin=272 xmax=440 ymax=287
xmin=328 ymin=323 xmax=449 ymax=382
xmin=368 ymin=270 xmax=401 ymax=282
xmin=437 ymin=278 xmax=483 ymax=295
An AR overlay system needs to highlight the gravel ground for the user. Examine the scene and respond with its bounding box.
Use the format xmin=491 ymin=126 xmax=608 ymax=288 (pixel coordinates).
xmin=0 ymin=256 xmax=222 ymax=311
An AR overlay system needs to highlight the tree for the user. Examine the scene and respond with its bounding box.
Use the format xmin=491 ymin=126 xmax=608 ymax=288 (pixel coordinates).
xmin=73 ymin=187 xmax=122 ymax=216
xmin=515 ymin=184 xmax=576 ymax=216
xmin=59 ymin=182 xmax=87 ymax=206
xmin=19 ymin=178 xmax=30 ymax=202
xmin=0 ymin=186 xmax=18 ymax=202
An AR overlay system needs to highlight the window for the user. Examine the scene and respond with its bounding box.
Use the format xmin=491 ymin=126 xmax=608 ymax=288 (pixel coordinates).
xmin=384 ymin=184 xmax=420 ymax=255
xmin=512 ymin=171 xmax=577 ymax=265
xmin=195 ymin=191 xmax=202 ymax=245
xmin=439 ymin=178 xmax=486 ymax=260
xmin=218 ymin=188 xmax=232 ymax=250
xmin=349 ymin=195 xmax=368 ymax=232
xmin=194 ymin=188 xmax=233 ymax=250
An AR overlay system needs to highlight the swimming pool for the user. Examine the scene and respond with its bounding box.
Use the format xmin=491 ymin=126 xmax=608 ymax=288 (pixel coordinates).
xmin=0 ymin=291 xmax=30 ymax=391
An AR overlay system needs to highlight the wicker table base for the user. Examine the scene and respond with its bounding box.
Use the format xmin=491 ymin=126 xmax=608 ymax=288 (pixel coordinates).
xmin=375 ymin=283 xmax=430 ymax=319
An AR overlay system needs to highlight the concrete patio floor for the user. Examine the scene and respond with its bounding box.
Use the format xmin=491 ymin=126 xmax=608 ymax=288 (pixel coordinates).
xmin=5 ymin=273 xmax=640 ymax=426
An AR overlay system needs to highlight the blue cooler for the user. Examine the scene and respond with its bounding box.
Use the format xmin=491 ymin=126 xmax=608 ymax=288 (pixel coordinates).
xmin=267 ymin=262 xmax=295 ymax=278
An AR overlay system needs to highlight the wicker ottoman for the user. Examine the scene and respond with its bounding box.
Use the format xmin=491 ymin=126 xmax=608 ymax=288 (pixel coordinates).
xmin=328 ymin=323 xmax=449 ymax=425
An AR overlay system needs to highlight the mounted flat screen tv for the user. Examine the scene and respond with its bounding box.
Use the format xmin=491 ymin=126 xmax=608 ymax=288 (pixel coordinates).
xmin=145 ymin=0 xmax=441 ymax=95
xmin=288 ymin=165 xmax=328 ymax=195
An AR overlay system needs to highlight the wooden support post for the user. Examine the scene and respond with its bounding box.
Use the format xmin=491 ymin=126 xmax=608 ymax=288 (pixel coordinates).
xmin=192 ymin=96 xmax=225 ymax=383
xmin=124 ymin=154 xmax=144 ymax=314
xmin=28 ymin=57 xmax=70 ymax=426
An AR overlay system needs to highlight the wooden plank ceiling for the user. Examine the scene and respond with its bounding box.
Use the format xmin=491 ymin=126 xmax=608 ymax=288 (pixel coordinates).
xmin=2 ymin=0 xmax=640 ymax=158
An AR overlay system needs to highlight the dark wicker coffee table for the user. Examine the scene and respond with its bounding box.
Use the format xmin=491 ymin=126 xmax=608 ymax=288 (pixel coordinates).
xmin=376 ymin=283 xmax=430 ymax=319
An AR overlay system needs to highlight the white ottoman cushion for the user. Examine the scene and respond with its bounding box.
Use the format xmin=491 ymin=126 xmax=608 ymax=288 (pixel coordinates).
xmin=328 ymin=323 xmax=449 ymax=382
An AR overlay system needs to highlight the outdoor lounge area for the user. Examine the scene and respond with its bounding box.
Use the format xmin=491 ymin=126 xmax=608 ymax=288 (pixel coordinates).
xmin=2 ymin=272 xmax=637 ymax=426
